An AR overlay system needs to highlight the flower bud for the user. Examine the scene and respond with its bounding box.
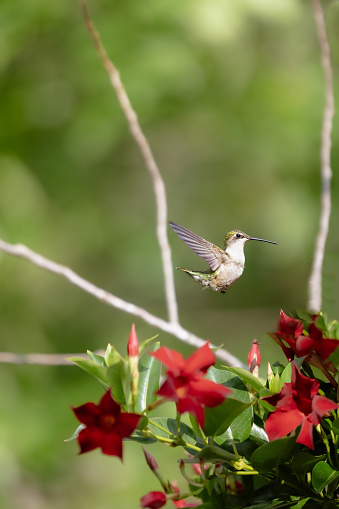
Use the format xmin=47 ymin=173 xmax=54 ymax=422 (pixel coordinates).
xmin=248 ymin=340 xmax=261 ymax=377
xmin=127 ymin=323 xmax=139 ymax=396
xmin=142 ymin=447 xmax=159 ymax=473
xmin=127 ymin=323 xmax=139 ymax=358
xmin=140 ymin=491 xmax=167 ymax=509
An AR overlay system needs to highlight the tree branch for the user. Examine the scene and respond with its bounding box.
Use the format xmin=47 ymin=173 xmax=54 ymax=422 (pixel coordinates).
xmin=78 ymin=0 xmax=179 ymax=325
xmin=307 ymin=0 xmax=334 ymax=313
xmin=0 ymin=239 xmax=246 ymax=368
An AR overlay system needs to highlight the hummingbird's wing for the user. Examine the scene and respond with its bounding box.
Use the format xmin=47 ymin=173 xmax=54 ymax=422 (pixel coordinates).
xmin=169 ymin=222 xmax=224 ymax=272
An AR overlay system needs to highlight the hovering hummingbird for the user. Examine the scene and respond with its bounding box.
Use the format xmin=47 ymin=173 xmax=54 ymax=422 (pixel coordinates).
xmin=169 ymin=221 xmax=277 ymax=293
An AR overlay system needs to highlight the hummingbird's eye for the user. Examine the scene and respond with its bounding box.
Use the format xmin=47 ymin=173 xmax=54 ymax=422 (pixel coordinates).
xmin=235 ymin=233 xmax=242 ymax=238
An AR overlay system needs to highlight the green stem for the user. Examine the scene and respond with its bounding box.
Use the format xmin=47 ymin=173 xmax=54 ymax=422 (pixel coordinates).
xmin=148 ymin=418 xmax=178 ymax=438
xmin=316 ymin=424 xmax=335 ymax=468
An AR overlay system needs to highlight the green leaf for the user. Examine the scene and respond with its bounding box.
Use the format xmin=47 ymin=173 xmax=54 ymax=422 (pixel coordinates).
xmin=291 ymin=452 xmax=326 ymax=476
xmin=332 ymin=418 xmax=339 ymax=435
xmin=289 ymin=499 xmax=312 ymax=509
xmin=134 ymin=342 xmax=161 ymax=413
xmin=139 ymin=334 xmax=159 ymax=354
xmin=106 ymin=359 xmax=129 ymax=407
xmin=189 ymin=414 xmax=204 ymax=439
xmin=225 ymin=367 xmax=265 ymax=392
xmin=104 ymin=343 xmax=123 ymax=367
xmin=328 ymin=344 xmax=339 ymax=369
xmin=249 ymin=421 xmax=268 ymax=444
xmin=204 ymin=397 xmax=251 ymax=438
xmin=312 ymin=461 xmax=339 ymax=493
xmin=268 ymin=372 xmax=281 ymax=393
xmin=250 ymin=436 xmax=297 ymax=472
xmin=68 ymin=356 xmax=109 ymax=387
xmin=204 ymin=367 xmax=252 ymax=438
xmin=280 ymin=362 xmax=292 ymax=385
xmin=87 ymin=350 xmax=106 ymax=366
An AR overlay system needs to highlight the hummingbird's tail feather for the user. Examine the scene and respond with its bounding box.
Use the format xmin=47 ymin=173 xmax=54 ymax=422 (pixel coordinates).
xmin=176 ymin=267 xmax=212 ymax=279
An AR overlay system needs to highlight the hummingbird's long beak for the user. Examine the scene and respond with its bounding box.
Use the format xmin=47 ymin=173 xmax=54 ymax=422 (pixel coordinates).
xmin=250 ymin=237 xmax=277 ymax=245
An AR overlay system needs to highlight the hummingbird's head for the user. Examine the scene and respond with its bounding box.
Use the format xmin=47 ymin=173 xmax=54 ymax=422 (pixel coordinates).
xmin=224 ymin=230 xmax=277 ymax=259
xmin=224 ymin=230 xmax=251 ymax=250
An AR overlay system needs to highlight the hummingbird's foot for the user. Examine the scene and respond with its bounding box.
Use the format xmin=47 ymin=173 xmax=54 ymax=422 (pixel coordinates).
xmin=221 ymin=290 xmax=226 ymax=294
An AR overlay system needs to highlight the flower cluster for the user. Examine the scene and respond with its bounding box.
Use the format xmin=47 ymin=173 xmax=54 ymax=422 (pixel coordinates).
xmin=69 ymin=313 xmax=339 ymax=508
xmin=264 ymin=362 xmax=338 ymax=449
xmin=272 ymin=310 xmax=339 ymax=367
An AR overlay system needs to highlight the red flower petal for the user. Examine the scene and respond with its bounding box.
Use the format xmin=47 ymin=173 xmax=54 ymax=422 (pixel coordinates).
xmin=177 ymin=397 xmax=205 ymax=428
xmin=310 ymin=395 xmax=338 ymax=424
xmin=316 ymin=338 xmax=339 ymax=361
xmin=291 ymin=364 xmax=319 ymax=399
xmin=296 ymin=418 xmax=314 ymax=449
xmin=156 ymin=373 xmax=178 ymax=401
xmin=151 ymin=347 xmax=185 ymax=374
xmin=115 ymin=412 xmax=141 ymax=438
xmin=181 ymin=342 xmax=215 ymax=376
xmin=77 ymin=426 xmax=104 ymax=454
xmin=100 ymin=432 xmax=123 ymax=458
xmin=279 ymin=310 xmax=304 ymax=339
xmin=99 ymin=390 xmax=121 ymax=416
xmin=72 ymin=402 xmax=100 ymax=427
xmin=140 ymin=491 xmax=167 ymax=509
xmin=189 ymin=378 xmax=231 ymax=407
xmin=265 ymin=408 xmax=304 ymax=441
xmin=294 ymin=336 xmax=316 ymax=357
xmin=308 ymin=323 xmax=323 ymax=342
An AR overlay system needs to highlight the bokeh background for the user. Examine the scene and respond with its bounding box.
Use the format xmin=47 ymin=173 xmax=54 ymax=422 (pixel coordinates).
xmin=1 ymin=0 xmax=339 ymax=507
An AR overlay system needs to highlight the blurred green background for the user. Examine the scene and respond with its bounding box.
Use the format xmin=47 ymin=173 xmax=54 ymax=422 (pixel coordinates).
xmin=1 ymin=0 xmax=339 ymax=507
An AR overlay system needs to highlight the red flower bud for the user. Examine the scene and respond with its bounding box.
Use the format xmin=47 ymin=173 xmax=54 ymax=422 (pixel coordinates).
xmin=127 ymin=323 xmax=139 ymax=357
xmin=248 ymin=340 xmax=261 ymax=376
xmin=142 ymin=447 xmax=159 ymax=472
xmin=140 ymin=491 xmax=167 ymax=509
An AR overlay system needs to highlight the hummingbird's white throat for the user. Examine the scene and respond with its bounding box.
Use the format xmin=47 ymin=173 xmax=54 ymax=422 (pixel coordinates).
xmin=225 ymin=237 xmax=247 ymax=266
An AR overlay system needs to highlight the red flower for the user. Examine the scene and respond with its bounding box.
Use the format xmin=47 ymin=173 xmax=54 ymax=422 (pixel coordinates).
xmin=72 ymin=390 xmax=141 ymax=459
xmin=263 ymin=363 xmax=338 ymax=449
xmin=275 ymin=310 xmax=339 ymax=364
xmin=140 ymin=491 xmax=167 ymax=509
xmin=151 ymin=343 xmax=231 ymax=428
xmin=278 ymin=310 xmax=304 ymax=340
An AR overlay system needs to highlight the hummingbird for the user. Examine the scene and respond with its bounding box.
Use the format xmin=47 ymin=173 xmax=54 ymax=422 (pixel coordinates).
xmin=169 ymin=221 xmax=277 ymax=293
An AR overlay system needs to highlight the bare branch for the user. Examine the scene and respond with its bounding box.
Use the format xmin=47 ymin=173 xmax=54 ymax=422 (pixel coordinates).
xmin=0 ymin=351 xmax=97 ymax=365
xmin=78 ymin=0 xmax=178 ymax=325
xmin=308 ymin=0 xmax=334 ymax=313
xmin=0 ymin=239 xmax=246 ymax=368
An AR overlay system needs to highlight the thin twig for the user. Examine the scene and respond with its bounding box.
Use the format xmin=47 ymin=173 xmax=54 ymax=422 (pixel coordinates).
xmin=78 ymin=0 xmax=179 ymax=325
xmin=0 ymin=239 xmax=246 ymax=368
xmin=0 ymin=351 xmax=98 ymax=365
xmin=308 ymin=0 xmax=334 ymax=313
